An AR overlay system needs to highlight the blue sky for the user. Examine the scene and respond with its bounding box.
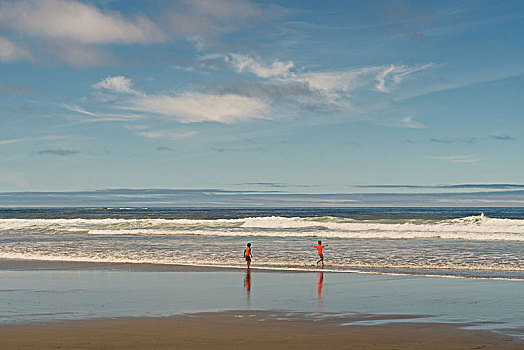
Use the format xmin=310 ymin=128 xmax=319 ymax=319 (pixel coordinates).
xmin=1 ymin=0 xmax=524 ymax=206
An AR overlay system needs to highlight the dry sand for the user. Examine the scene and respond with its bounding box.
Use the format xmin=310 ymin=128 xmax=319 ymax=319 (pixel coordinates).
xmin=0 ymin=310 xmax=521 ymax=350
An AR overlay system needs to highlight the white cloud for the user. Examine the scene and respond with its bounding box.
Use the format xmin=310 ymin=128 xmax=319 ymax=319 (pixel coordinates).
xmin=0 ymin=0 xmax=164 ymax=44
xmin=93 ymin=76 xmax=138 ymax=94
xmin=292 ymin=67 xmax=379 ymax=99
xmin=127 ymin=92 xmax=268 ymax=123
xmin=138 ymin=130 xmax=197 ymax=140
xmin=0 ymin=36 xmax=31 ymax=62
xmin=226 ymin=53 xmax=294 ymax=78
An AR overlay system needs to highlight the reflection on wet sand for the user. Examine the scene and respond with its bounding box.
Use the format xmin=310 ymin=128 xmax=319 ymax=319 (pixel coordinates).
xmin=317 ymin=271 xmax=324 ymax=309
xmin=244 ymin=269 xmax=251 ymax=307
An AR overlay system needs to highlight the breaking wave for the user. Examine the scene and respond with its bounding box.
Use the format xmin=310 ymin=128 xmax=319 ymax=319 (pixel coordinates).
xmin=1 ymin=214 xmax=523 ymax=241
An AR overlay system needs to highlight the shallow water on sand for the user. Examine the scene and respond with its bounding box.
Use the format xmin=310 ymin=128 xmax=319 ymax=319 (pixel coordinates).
xmin=0 ymin=268 xmax=522 ymax=338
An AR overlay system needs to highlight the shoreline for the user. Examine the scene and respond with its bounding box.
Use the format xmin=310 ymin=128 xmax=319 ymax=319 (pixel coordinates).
xmin=0 ymin=258 xmax=239 ymax=272
xmin=0 ymin=310 xmax=522 ymax=349
xmin=1 ymin=258 xmax=522 ymax=281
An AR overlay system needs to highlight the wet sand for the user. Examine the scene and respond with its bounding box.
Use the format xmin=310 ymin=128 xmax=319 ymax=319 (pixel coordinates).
xmin=1 ymin=259 xmax=523 ymax=348
xmin=0 ymin=310 xmax=521 ymax=349
xmin=0 ymin=258 xmax=236 ymax=272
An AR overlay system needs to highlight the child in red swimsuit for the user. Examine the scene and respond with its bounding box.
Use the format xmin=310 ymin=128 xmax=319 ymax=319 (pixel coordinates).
xmin=312 ymin=240 xmax=328 ymax=266
xmin=244 ymin=243 xmax=253 ymax=268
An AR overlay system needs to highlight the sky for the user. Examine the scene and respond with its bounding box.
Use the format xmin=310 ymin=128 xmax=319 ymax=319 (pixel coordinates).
xmin=1 ymin=0 xmax=524 ymax=206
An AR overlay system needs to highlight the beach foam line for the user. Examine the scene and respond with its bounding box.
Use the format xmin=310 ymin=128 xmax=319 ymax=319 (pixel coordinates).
xmin=1 ymin=254 xmax=523 ymax=281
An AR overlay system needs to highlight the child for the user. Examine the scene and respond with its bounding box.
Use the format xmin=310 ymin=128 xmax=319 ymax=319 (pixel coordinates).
xmin=244 ymin=243 xmax=253 ymax=268
xmin=312 ymin=240 xmax=328 ymax=266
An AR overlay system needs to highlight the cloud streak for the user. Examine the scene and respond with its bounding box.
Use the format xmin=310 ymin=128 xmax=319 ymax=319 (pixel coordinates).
xmin=0 ymin=135 xmax=68 ymax=146
xmin=491 ymin=134 xmax=514 ymax=141
xmin=37 ymin=149 xmax=81 ymax=156
xmin=357 ymin=184 xmax=524 ymax=190
xmin=426 ymin=155 xmax=483 ymax=163
xmin=138 ymin=130 xmax=197 ymax=140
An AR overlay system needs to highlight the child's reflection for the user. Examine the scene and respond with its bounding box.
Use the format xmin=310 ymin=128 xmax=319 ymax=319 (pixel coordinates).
xmin=244 ymin=268 xmax=251 ymax=307
xmin=317 ymin=271 xmax=324 ymax=307
xmin=244 ymin=268 xmax=251 ymax=292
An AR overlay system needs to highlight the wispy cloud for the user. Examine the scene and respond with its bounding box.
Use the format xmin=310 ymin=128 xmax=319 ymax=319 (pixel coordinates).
xmin=61 ymin=103 xmax=143 ymax=122
xmin=37 ymin=148 xmax=81 ymax=156
xmin=238 ymin=182 xmax=320 ymax=188
xmin=226 ymin=53 xmax=294 ymax=78
xmin=427 ymin=137 xmax=479 ymax=145
xmin=0 ymin=135 xmax=68 ymax=146
xmin=395 ymin=67 xmax=524 ymax=102
xmin=374 ymin=64 xmax=434 ymax=93
xmin=204 ymin=54 xmax=434 ymax=105
xmin=0 ymin=36 xmax=31 ymax=62
xmin=71 ymin=74 xmax=269 ymax=124
xmin=61 ymin=103 xmax=100 ymax=117
xmin=242 ymin=182 xmax=287 ymax=188
xmin=93 ymin=76 xmax=138 ymax=94
xmin=127 ymin=92 xmax=268 ymax=123
xmin=138 ymin=130 xmax=197 ymax=140
xmin=491 ymin=134 xmax=514 ymax=141
xmin=357 ymin=184 xmax=524 ymax=190
xmin=216 ymin=55 xmax=433 ymax=124
xmin=0 ymin=0 xmax=164 ymax=44
xmin=65 ymin=53 xmax=432 ymax=127
xmin=212 ymin=147 xmax=240 ymax=153
xmin=409 ymin=135 xmax=513 ymax=145
xmin=387 ymin=116 xmax=426 ymax=129
xmin=426 ymin=155 xmax=483 ymax=163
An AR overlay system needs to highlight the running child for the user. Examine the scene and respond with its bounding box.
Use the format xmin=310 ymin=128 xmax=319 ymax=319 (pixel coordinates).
xmin=312 ymin=240 xmax=328 ymax=266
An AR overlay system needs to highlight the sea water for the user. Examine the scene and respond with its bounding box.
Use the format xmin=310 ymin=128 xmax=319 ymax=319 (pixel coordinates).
xmin=0 ymin=207 xmax=522 ymax=280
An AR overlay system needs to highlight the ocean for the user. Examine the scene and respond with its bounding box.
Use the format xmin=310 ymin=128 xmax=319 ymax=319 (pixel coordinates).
xmin=1 ymin=207 xmax=523 ymax=280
